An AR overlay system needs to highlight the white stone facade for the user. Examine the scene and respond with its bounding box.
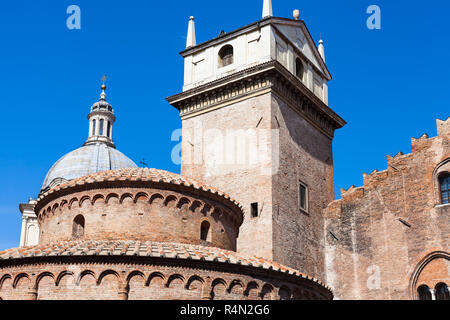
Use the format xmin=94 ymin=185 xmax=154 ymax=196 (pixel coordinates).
xmin=182 ymin=17 xmax=330 ymax=105
xmin=19 ymin=199 xmax=39 ymax=247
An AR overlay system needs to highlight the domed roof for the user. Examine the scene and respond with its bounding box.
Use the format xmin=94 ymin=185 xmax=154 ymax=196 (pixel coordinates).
xmin=41 ymin=81 xmax=138 ymax=193
xmin=91 ymin=99 xmax=113 ymax=112
xmin=41 ymin=143 xmax=137 ymax=192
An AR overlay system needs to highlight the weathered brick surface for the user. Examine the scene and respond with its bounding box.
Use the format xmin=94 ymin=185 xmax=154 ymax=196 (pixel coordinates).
xmin=181 ymin=92 xmax=336 ymax=283
xmin=324 ymin=119 xmax=450 ymax=300
xmin=272 ymin=94 xmax=335 ymax=282
xmin=0 ymin=257 xmax=332 ymax=300
xmin=181 ymin=93 xmax=276 ymax=262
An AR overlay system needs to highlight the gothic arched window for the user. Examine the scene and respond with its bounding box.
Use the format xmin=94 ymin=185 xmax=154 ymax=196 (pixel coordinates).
xmin=218 ymin=45 xmax=234 ymax=68
xmin=295 ymin=58 xmax=304 ymax=81
xmin=72 ymin=215 xmax=85 ymax=239
xmin=200 ymin=221 xmax=210 ymax=241
xmin=417 ymin=285 xmax=432 ymax=300
xmin=440 ymin=173 xmax=449 ymax=204
xmin=435 ymin=283 xmax=450 ymax=300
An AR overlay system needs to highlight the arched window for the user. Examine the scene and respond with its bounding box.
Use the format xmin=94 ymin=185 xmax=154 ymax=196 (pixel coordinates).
xmin=218 ymin=45 xmax=234 ymax=68
xmin=440 ymin=173 xmax=449 ymax=204
xmin=107 ymin=121 xmax=111 ymax=138
xmin=200 ymin=221 xmax=210 ymax=241
xmin=99 ymin=119 xmax=104 ymax=136
xmin=92 ymin=119 xmax=96 ymax=136
xmin=278 ymin=286 xmax=292 ymax=300
xmin=435 ymin=283 xmax=450 ymax=300
xmin=417 ymin=285 xmax=432 ymax=300
xmin=295 ymin=58 xmax=304 ymax=81
xmin=72 ymin=215 xmax=85 ymax=239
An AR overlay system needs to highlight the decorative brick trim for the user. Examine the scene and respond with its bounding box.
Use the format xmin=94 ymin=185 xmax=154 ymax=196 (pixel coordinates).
xmin=0 ymin=245 xmax=333 ymax=300
xmin=167 ymin=61 xmax=345 ymax=139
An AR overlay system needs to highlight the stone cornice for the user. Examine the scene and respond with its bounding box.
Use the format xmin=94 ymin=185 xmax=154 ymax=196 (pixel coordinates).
xmin=19 ymin=203 xmax=34 ymax=214
xmin=83 ymin=138 xmax=116 ymax=149
xmin=87 ymin=110 xmax=116 ymax=122
xmin=166 ymin=60 xmax=346 ymax=139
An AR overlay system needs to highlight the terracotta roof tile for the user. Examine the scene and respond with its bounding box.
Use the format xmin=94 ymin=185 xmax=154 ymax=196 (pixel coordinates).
xmin=38 ymin=168 xmax=242 ymax=213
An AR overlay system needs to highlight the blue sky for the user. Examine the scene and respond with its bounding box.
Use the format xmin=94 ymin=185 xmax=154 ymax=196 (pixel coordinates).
xmin=0 ymin=0 xmax=448 ymax=251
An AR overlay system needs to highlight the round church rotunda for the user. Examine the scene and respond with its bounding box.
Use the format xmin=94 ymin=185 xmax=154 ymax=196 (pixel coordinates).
xmin=0 ymin=82 xmax=333 ymax=300
xmin=0 ymin=167 xmax=332 ymax=300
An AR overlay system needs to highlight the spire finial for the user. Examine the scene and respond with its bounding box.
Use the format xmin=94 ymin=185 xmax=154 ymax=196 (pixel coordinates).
xmin=100 ymin=75 xmax=107 ymax=101
xmin=186 ymin=16 xmax=196 ymax=48
xmin=262 ymin=0 xmax=273 ymax=18
xmin=318 ymin=37 xmax=325 ymax=63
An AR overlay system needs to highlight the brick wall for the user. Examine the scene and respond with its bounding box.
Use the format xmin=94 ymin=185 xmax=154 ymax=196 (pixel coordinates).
xmin=324 ymin=118 xmax=450 ymax=300
xmin=272 ymin=94 xmax=334 ymax=282
xmin=181 ymin=93 xmax=276 ymax=261
xmin=181 ymin=92 xmax=336 ymax=283
xmin=0 ymin=258 xmax=332 ymax=300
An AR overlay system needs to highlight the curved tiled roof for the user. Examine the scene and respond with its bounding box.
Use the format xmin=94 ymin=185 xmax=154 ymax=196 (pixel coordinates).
xmin=0 ymin=240 xmax=330 ymax=291
xmin=38 ymin=168 xmax=242 ymax=210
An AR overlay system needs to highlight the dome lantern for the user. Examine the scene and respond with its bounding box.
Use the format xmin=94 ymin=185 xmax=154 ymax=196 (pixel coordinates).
xmin=40 ymin=78 xmax=137 ymax=194
xmin=85 ymin=77 xmax=116 ymax=148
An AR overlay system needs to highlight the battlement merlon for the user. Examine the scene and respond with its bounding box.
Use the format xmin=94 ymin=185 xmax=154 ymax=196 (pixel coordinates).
xmin=437 ymin=117 xmax=450 ymax=137
xmin=339 ymin=118 xmax=449 ymax=201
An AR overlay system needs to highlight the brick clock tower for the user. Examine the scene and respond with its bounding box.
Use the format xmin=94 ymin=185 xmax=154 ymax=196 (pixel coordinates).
xmin=167 ymin=1 xmax=346 ymax=281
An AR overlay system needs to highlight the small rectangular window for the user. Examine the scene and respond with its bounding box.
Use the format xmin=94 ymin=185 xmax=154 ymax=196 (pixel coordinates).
xmin=299 ymin=182 xmax=308 ymax=212
xmin=251 ymin=202 xmax=258 ymax=218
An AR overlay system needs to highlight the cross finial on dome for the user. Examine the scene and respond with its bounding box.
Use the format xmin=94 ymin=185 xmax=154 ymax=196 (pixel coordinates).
xmin=100 ymin=75 xmax=107 ymax=101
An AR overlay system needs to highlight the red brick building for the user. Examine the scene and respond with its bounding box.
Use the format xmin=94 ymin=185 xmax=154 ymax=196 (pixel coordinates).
xmin=1 ymin=1 xmax=448 ymax=300
xmin=0 ymin=168 xmax=331 ymax=300
xmin=324 ymin=118 xmax=450 ymax=300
